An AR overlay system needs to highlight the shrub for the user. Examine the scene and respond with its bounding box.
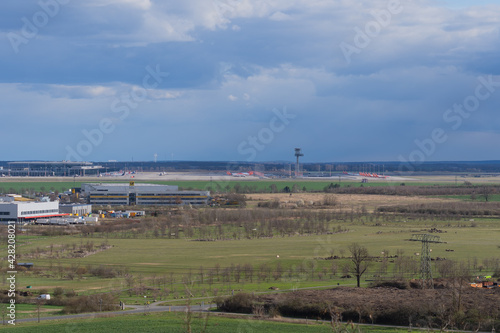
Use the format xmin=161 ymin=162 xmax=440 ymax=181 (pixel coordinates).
xmin=62 ymin=293 xmax=119 ymax=314
xmin=53 ymin=287 xmax=64 ymax=298
xmin=258 ymin=199 xmax=280 ymax=209
xmin=376 ymin=307 xmax=415 ymax=326
xmin=370 ymin=280 xmax=410 ymax=290
xmin=89 ymin=265 xmax=117 ymax=278
xmin=323 ymin=195 xmax=338 ymax=206
xmin=65 ymin=289 xmax=77 ymax=297
xmin=47 ymin=297 xmax=71 ymax=307
xmin=214 ymin=296 xmax=225 ymax=309
xmin=216 ymin=293 xmax=256 ymax=313
xmin=277 ymin=297 xmax=329 ymax=319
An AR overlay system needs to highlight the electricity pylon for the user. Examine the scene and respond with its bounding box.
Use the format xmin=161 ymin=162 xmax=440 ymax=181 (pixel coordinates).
xmin=408 ymin=234 xmax=443 ymax=289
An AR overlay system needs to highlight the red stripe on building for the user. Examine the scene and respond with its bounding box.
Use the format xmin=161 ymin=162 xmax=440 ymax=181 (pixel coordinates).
xmin=19 ymin=214 xmax=70 ymax=219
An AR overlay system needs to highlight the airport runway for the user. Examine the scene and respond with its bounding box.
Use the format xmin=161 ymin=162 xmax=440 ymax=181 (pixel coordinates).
xmin=2 ymin=171 xmax=500 ymax=184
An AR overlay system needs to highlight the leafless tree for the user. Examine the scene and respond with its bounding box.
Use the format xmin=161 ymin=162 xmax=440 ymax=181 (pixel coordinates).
xmin=347 ymin=243 xmax=371 ymax=287
xmin=450 ymin=261 xmax=472 ymax=314
xmin=480 ymin=186 xmax=493 ymax=202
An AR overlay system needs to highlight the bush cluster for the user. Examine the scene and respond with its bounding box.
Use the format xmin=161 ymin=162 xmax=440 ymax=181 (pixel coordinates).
xmin=216 ymin=286 xmax=500 ymax=331
xmin=62 ymin=293 xmax=119 ymax=314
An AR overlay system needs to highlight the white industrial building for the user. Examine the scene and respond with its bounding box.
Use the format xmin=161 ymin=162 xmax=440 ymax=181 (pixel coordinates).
xmin=82 ymin=182 xmax=210 ymax=206
xmin=36 ymin=216 xmax=98 ymax=225
xmin=59 ymin=204 xmax=93 ymax=216
xmin=0 ymin=201 xmax=65 ymax=223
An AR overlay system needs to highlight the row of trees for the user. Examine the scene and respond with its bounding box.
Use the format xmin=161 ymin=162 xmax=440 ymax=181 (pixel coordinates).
xmin=378 ymin=201 xmax=500 ymax=216
xmin=19 ymin=240 xmax=110 ymax=260
xmin=325 ymin=183 xmax=499 ymax=200
xmin=202 ymin=182 xmax=500 ymax=198
xmin=74 ymin=207 xmax=356 ymax=240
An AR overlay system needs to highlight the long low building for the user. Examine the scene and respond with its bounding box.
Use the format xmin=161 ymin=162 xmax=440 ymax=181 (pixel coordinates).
xmin=7 ymin=161 xmax=102 ymax=177
xmin=82 ymin=182 xmax=210 ymax=206
xmin=0 ymin=201 xmax=66 ymax=223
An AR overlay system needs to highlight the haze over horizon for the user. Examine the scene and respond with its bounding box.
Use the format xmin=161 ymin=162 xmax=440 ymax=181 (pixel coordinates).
xmin=1 ymin=0 xmax=499 ymax=164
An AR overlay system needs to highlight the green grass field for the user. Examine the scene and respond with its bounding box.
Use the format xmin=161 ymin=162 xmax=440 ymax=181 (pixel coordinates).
xmin=0 ymin=304 xmax=63 ymax=320
xmin=4 ymin=218 xmax=500 ymax=298
xmin=0 ymin=179 xmax=460 ymax=195
xmin=0 ymin=311 xmax=408 ymax=332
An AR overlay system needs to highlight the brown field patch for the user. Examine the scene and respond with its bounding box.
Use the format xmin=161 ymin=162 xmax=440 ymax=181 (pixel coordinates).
xmin=247 ymin=193 xmax=457 ymax=211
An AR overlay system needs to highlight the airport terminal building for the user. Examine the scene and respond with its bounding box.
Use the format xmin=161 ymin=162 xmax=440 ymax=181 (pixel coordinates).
xmin=81 ymin=183 xmax=210 ymax=206
xmin=7 ymin=161 xmax=102 ymax=177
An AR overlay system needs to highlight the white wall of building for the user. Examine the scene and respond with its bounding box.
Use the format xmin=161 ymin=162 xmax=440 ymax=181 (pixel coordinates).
xmin=0 ymin=201 xmax=60 ymax=222
xmin=59 ymin=204 xmax=92 ymax=216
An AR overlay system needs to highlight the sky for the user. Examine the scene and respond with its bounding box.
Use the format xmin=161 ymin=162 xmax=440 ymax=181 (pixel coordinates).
xmin=1 ymin=0 xmax=500 ymax=164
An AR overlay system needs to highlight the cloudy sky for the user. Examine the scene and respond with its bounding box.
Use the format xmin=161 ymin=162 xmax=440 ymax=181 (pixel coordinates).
xmin=1 ymin=0 xmax=499 ymax=163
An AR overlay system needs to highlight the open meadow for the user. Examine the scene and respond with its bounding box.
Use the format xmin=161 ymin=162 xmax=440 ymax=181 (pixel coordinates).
xmin=0 ymin=311 xmax=411 ymax=333
xmin=1 ymin=175 xmax=500 ymax=330
xmin=7 ymin=212 xmax=499 ymax=293
xmin=0 ymin=170 xmax=491 ymax=191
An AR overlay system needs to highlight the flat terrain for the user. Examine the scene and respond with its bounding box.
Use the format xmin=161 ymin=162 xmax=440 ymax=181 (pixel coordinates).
xmin=1 ymin=174 xmax=500 ymax=331
xmin=247 ymin=193 xmax=458 ymax=211
xmin=3 ymin=171 xmax=500 ymax=183
xmin=2 ymin=172 xmax=500 ymax=195
xmin=6 ymin=219 xmax=500 ymax=296
xmin=0 ymin=171 xmax=465 ymax=183
xmin=0 ymin=311 xmax=408 ymax=332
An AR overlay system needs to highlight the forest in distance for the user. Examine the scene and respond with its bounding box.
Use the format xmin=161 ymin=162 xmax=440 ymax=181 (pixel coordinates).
xmin=4 ymin=160 xmax=500 ymax=174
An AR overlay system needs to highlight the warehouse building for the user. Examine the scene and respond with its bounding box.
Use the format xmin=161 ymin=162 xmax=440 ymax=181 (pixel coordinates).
xmin=59 ymin=204 xmax=93 ymax=216
xmin=0 ymin=201 xmax=65 ymax=223
xmin=81 ymin=182 xmax=210 ymax=206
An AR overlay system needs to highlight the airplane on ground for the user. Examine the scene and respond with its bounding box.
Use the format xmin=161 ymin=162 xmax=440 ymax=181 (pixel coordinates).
xmin=100 ymin=170 xmax=135 ymax=177
xmin=343 ymin=171 xmax=389 ymax=179
xmin=227 ymin=171 xmax=254 ymax=177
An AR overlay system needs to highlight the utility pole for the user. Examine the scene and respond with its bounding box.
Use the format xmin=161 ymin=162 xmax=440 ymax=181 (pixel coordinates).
xmin=37 ymin=299 xmax=41 ymax=323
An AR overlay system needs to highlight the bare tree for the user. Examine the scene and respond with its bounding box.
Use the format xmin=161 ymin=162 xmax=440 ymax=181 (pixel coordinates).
xmin=347 ymin=243 xmax=371 ymax=287
xmin=480 ymin=186 xmax=494 ymax=202
xmin=450 ymin=261 xmax=472 ymax=314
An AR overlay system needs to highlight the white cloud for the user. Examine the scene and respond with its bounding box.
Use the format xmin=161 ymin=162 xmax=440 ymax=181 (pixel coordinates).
xmin=16 ymin=83 xmax=184 ymax=102
xmin=85 ymin=0 xmax=152 ymax=10
xmin=20 ymin=84 xmax=118 ymax=99
xmin=140 ymin=12 xmax=195 ymax=43
xmin=269 ymin=11 xmax=292 ymax=21
xmin=148 ymin=90 xmax=183 ymax=100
